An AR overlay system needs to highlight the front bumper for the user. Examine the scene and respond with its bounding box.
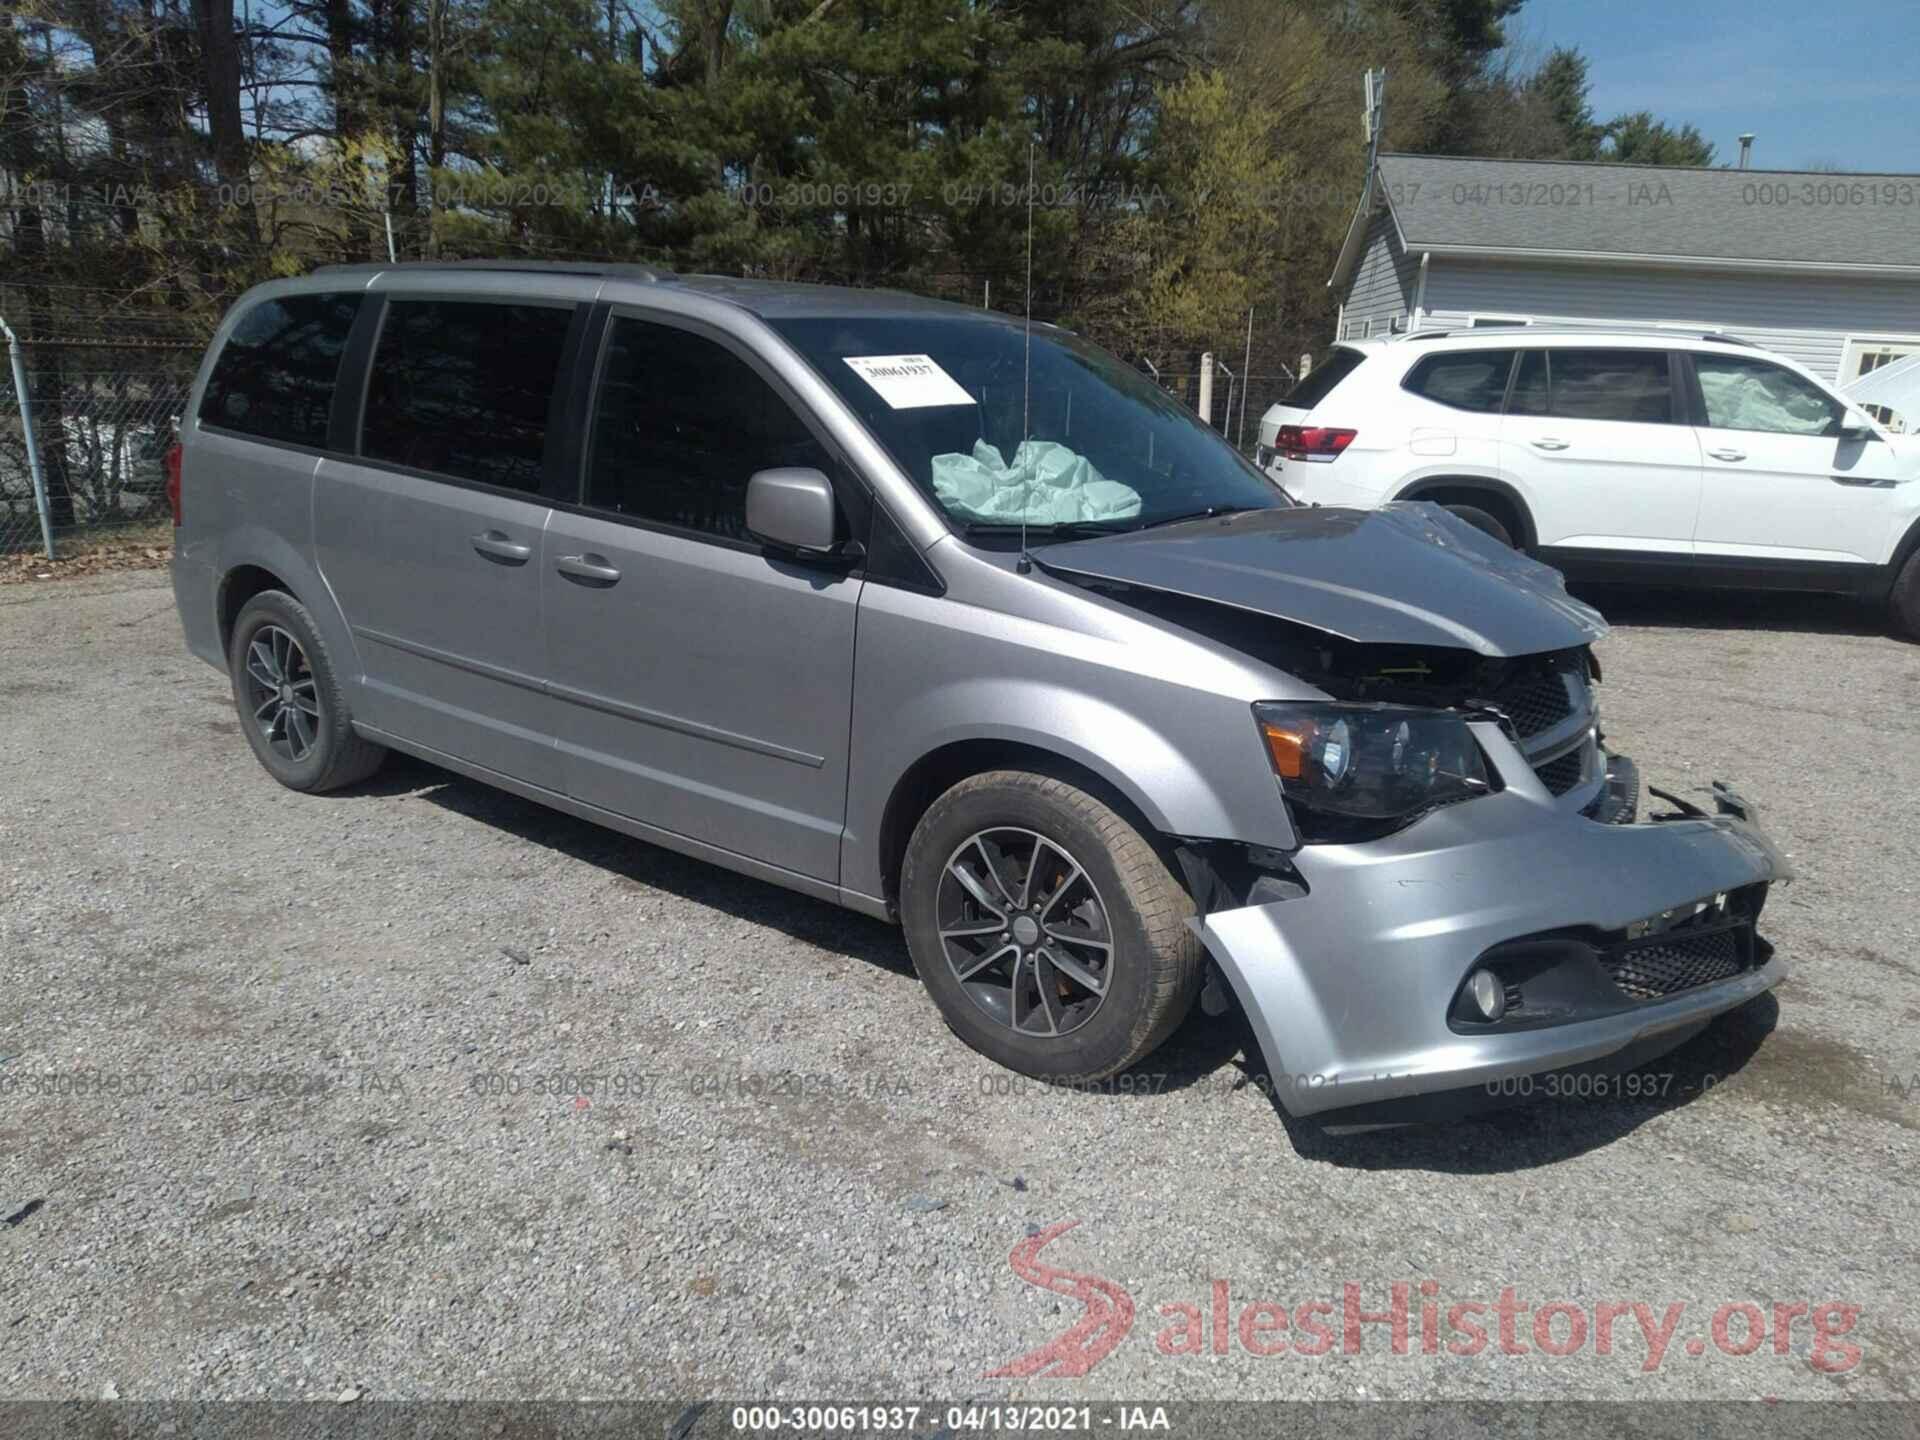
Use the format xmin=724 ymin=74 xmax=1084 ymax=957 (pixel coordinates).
xmin=1192 ymin=724 xmax=1790 ymax=1118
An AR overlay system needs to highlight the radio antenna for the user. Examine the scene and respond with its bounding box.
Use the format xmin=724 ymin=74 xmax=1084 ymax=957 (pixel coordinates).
xmin=1017 ymin=140 xmax=1036 ymax=575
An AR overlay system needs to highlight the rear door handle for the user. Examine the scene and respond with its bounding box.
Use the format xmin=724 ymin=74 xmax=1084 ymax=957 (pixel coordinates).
xmin=470 ymin=530 xmax=532 ymax=564
xmin=1530 ymin=438 xmax=1570 ymax=451
xmin=556 ymin=553 xmax=622 ymax=586
xmin=1706 ymin=447 xmax=1746 ymax=462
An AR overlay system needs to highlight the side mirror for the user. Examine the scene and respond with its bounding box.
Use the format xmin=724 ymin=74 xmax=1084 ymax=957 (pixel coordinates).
xmin=746 ymin=467 xmax=842 ymax=555
xmin=1838 ymin=409 xmax=1879 ymax=443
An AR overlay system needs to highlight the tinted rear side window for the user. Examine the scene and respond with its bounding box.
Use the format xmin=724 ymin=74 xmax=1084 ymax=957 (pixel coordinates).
xmin=1403 ymin=351 xmax=1515 ymax=412
xmin=199 ymin=293 xmax=362 ymax=446
xmin=587 ymin=317 xmax=832 ymax=541
xmin=1282 ymin=346 xmax=1367 ymax=411
xmin=361 ymin=299 xmax=574 ymax=491
xmin=1526 ymin=348 xmax=1674 ymax=424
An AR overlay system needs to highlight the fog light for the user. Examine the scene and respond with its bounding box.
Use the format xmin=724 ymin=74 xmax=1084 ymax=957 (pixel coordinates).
xmin=1467 ymin=968 xmax=1506 ymax=1021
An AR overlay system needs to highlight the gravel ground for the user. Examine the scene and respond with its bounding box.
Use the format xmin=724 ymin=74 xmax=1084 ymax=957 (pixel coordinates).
xmin=2 ymin=570 xmax=1916 ymax=1406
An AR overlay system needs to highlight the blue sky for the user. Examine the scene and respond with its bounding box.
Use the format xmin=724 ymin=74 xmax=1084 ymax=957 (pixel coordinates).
xmin=1512 ymin=0 xmax=1917 ymax=173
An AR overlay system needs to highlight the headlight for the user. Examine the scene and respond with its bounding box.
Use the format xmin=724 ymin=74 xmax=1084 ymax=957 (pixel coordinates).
xmin=1253 ymin=702 xmax=1494 ymax=841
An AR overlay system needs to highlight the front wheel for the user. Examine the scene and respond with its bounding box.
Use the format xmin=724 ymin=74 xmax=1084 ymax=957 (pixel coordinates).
xmin=899 ymin=771 xmax=1202 ymax=1081
xmin=1891 ymin=548 xmax=1920 ymax=641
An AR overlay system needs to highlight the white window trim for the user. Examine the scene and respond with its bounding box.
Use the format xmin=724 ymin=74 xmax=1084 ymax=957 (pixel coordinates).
xmin=1839 ymin=331 xmax=1920 ymax=431
xmin=1840 ymin=330 xmax=1920 ymax=375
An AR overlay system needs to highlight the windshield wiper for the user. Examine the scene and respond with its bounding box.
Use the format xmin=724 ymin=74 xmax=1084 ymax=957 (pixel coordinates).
xmin=1131 ymin=504 xmax=1263 ymax=531
xmin=960 ymin=519 xmax=1134 ymax=539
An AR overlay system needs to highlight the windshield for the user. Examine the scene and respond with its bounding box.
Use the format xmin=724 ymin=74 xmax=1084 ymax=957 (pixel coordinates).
xmin=770 ymin=314 xmax=1285 ymax=537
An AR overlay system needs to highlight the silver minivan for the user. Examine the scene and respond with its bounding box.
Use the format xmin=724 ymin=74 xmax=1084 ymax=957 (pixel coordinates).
xmin=170 ymin=261 xmax=1790 ymax=1120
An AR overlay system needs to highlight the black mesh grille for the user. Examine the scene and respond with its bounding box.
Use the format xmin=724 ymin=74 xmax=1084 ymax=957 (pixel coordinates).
xmin=1493 ymin=664 xmax=1576 ymax=738
xmin=1534 ymin=748 xmax=1585 ymax=796
xmin=1605 ymin=929 xmax=1745 ymax=1000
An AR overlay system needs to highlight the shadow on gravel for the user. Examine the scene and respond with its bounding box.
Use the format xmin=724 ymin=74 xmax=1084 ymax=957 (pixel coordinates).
xmin=1569 ymin=583 xmax=1892 ymax=638
xmin=326 ymin=755 xmax=1786 ymax=1166
xmin=1266 ymin=993 xmax=1781 ymax=1171
xmin=353 ymin=752 xmax=915 ymax=977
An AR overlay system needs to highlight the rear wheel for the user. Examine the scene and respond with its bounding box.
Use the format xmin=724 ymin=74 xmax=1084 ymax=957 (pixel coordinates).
xmin=900 ymin=770 xmax=1202 ymax=1081
xmin=1444 ymin=503 xmax=1514 ymax=548
xmin=228 ymin=590 xmax=386 ymax=792
xmin=1892 ymin=549 xmax=1920 ymax=641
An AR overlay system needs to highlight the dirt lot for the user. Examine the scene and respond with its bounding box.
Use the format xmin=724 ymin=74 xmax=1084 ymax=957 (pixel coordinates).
xmin=2 ymin=569 xmax=1917 ymax=1406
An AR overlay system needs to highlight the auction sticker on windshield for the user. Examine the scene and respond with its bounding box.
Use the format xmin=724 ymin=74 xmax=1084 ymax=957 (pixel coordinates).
xmin=843 ymin=354 xmax=976 ymax=409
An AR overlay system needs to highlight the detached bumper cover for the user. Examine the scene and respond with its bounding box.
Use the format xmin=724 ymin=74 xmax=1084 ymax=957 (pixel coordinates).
xmin=1193 ymin=728 xmax=1790 ymax=1118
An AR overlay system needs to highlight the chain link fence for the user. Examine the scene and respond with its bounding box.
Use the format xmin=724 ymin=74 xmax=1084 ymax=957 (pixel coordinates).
xmin=2 ymin=343 xmax=199 ymax=556
xmin=0 ymin=299 xmax=1310 ymax=559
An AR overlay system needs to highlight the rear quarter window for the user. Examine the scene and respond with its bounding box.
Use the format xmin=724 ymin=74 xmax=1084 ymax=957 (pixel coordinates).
xmin=198 ymin=292 xmax=363 ymax=447
xmin=1402 ymin=350 xmax=1516 ymax=413
xmin=1281 ymin=346 xmax=1367 ymax=411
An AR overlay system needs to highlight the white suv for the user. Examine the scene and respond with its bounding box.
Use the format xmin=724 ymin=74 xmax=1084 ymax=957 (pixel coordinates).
xmin=1255 ymin=327 xmax=1920 ymax=636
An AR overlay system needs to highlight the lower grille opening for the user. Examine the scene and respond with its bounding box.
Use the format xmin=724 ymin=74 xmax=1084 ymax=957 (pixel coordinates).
xmin=1604 ymin=927 xmax=1749 ymax=1000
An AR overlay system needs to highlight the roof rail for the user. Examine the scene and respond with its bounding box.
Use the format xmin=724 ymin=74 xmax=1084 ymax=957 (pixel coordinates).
xmin=1392 ymin=322 xmax=1759 ymax=347
xmin=312 ymin=259 xmax=675 ymax=283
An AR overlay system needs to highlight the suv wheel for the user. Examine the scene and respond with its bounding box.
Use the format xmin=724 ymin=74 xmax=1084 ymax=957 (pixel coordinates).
xmin=1444 ymin=503 xmax=1514 ymax=548
xmin=228 ymin=590 xmax=386 ymax=792
xmin=1893 ymin=549 xmax=1920 ymax=641
xmin=900 ymin=770 xmax=1202 ymax=1081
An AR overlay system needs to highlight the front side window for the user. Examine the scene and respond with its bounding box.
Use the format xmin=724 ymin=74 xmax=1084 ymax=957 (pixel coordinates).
xmin=587 ymin=317 xmax=833 ymax=541
xmin=199 ymin=292 xmax=362 ymax=446
xmin=361 ymin=299 xmax=575 ymax=492
xmin=1693 ymin=354 xmax=1845 ymax=436
xmin=1513 ymin=348 xmax=1674 ymax=424
xmin=770 ymin=314 xmax=1282 ymax=537
xmin=1403 ymin=351 xmax=1515 ymax=413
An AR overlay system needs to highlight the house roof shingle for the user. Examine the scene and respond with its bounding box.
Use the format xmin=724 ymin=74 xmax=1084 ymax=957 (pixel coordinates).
xmin=1329 ymin=153 xmax=1920 ymax=287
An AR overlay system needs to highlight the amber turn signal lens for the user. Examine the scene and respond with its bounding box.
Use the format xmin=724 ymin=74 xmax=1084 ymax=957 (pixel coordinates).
xmin=1260 ymin=720 xmax=1309 ymax=779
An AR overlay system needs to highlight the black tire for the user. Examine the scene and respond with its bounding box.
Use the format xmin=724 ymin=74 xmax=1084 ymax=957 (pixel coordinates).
xmin=900 ymin=770 xmax=1202 ymax=1081
xmin=1891 ymin=549 xmax=1920 ymax=641
xmin=1444 ymin=503 xmax=1514 ymax=548
xmin=227 ymin=589 xmax=386 ymax=792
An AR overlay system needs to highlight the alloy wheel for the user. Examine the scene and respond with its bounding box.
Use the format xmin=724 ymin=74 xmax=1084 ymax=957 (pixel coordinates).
xmin=240 ymin=624 xmax=321 ymax=763
xmin=936 ymin=827 xmax=1114 ymax=1037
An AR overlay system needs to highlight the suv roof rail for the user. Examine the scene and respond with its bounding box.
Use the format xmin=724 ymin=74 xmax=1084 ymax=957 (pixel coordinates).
xmin=1393 ymin=322 xmax=1759 ymax=348
xmin=312 ymin=259 xmax=676 ymax=283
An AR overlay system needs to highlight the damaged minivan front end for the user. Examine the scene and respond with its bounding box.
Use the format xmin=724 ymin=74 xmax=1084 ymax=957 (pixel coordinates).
xmin=1033 ymin=504 xmax=1790 ymax=1120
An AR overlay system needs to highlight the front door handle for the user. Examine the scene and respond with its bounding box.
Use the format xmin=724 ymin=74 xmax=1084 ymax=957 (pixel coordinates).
xmin=471 ymin=530 xmax=533 ymax=564
xmin=1706 ymin=447 xmax=1747 ymax=462
xmin=556 ymin=553 xmax=622 ymax=586
xmin=1530 ymin=437 xmax=1570 ymax=451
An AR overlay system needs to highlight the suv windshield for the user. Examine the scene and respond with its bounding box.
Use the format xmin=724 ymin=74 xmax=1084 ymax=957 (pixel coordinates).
xmin=771 ymin=314 xmax=1283 ymax=537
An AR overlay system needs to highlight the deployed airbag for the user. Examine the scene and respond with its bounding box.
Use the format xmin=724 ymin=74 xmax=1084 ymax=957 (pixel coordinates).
xmin=931 ymin=440 xmax=1141 ymax=524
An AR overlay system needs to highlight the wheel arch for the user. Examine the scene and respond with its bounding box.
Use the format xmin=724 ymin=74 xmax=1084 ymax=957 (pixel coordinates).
xmin=875 ymin=737 xmax=1181 ymax=915
xmin=217 ymin=563 xmax=293 ymax=653
xmin=1393 ymin=474 xmax=1537 ymax=550
xmin=212 ymin=528 xmax=361 ymax=679
xmin=1887 ymin=510 xmax=1920 ymax=590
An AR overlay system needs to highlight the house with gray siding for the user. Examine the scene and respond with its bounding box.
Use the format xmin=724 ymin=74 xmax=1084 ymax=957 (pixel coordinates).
xmin=1328 ymin=153 xmax=1920 ymax=425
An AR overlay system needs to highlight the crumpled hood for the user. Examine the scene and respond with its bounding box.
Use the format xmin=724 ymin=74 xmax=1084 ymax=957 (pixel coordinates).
xmin=1034 ymin=502 xmax=1608 ymax=657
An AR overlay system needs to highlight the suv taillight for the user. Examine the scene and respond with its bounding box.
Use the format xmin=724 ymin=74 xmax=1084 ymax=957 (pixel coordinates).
xmin=165 ymin=441 xmax=183 ymax=526
xmin=1276 ymin=425 xmax=1356 ymax=462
